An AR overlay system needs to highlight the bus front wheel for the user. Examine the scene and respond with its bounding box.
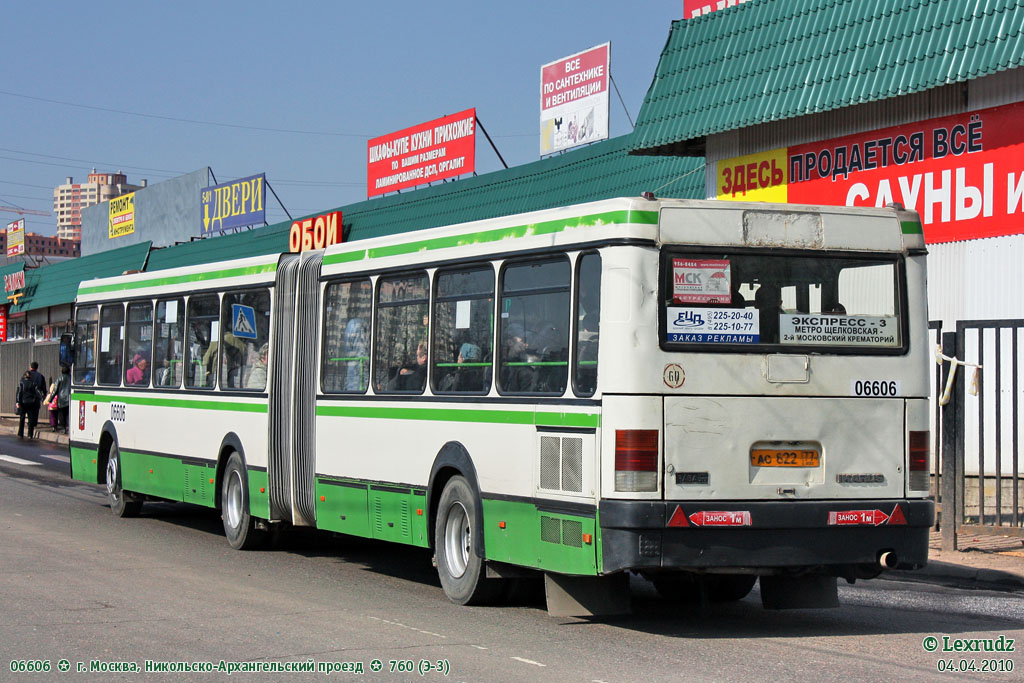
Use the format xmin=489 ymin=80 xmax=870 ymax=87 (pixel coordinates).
xmin=434 ymin=476 xmax=500 ymax=605
xmin=106 ymin=443 xmax=141 ymax=518
xmin=221 ymin=452 xmax=265 ymax=550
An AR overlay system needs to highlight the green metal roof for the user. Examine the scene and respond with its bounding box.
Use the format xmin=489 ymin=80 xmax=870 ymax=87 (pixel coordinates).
xmin=631 ymin=0 xmax=1024 ymax=155
xmin=144 ymin=132 xmax=703 ymax=271
xmin=145 ymin=223 xmax=290 ymax=272
xmin=11 ymin=241 xmax=151 ymax=313
xmin=339 ymin=132 xmax=703 ymax=241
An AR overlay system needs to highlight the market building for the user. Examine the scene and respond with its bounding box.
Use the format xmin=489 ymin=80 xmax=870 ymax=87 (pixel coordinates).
xmin=629 ymin=0 xmax=1024 ymax=327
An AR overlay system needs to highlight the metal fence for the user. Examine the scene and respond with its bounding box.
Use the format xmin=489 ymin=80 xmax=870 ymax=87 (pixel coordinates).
xmin=935 ymin=319 xmax=1024 ymax=548
xmin=0 ymin=340 xmax=60 ymax=416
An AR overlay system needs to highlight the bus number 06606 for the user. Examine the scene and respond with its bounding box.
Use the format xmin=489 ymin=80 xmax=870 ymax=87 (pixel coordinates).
xmin=852 ymin=380 xmax=900 ymax=397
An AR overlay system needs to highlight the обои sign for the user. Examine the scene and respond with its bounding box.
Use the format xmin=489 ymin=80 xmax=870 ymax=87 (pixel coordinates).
xmin=367 ymin=109 xmax=476 ymax=198
xmin=201 ymin=173 xmax=266 ymax=234
xmin=716 ymin=101 xmax=1024 ymax=244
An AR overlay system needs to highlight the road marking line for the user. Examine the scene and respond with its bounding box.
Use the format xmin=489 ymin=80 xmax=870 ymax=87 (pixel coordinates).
xmin=0 ymin=454 xmax=41 ymax=466
xmin=368 ymin=616 xmax=446 ymax=638
xmin=41 ymin=454 xmax=70 ymax=462
xmin=511 ymin=657 xmax=546 ymax=667
xmin=471 ymin=645 xmax=488 ymax=650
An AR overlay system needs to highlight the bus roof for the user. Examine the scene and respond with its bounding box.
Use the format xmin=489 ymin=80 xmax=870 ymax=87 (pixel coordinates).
xmin=75 ymin=197 xmax=922 ymax=301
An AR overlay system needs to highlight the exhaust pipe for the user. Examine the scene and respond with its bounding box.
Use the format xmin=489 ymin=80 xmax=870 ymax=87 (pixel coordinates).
xmin=878 ymin=551 xmax=898 ymax=569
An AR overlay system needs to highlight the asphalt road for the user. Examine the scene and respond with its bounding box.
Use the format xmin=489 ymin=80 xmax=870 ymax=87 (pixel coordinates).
xmin=2 ymin=436 xmax=1023 ymax=682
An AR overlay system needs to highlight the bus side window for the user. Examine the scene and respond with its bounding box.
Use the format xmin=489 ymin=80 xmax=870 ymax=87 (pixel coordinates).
xmin=498 ymin=258 xmax=570 ymax=395
xmin=98 ymin=304 xmax=125 ymax=386
xmin=154 ymin=298 xmax=184 ymax=388
xmin=73 ymin=306 xmax=98 ymax=385
xmin=124 ymin=301 xmax=154 ymax=387
xmin=374 ymin=273 xmax=429 ymax=394
xmin=322 ymin=278 xmax=373 ymax=394
xmin=574 ymin=252 xmax=601 ymax=396
xmin=431 ymin=267 xmax=494 ymax=394
xmin=185 ymin=294 xmax=220 ymax=390
xmin=220 ymin=288 xmax=271 ymax=391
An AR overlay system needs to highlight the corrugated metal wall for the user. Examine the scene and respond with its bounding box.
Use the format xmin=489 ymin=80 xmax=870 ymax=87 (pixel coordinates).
xmin=0 ymin=341 xmax=60 ymax=416
xmin=927 ymin=236 xmax=1024 ymax=328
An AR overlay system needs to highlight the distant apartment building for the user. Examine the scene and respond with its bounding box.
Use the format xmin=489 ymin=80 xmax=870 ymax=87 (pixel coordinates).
xmin=53 ymin=169 xmax=145 ymax=241
xmin=0 ymin=230 xmax=80 ymax=259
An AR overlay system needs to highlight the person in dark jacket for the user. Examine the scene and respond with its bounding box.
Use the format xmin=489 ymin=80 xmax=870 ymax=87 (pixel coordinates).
xmin=28 ymin=361 xmax=46 ymax=397
xmin=56 ymin=364 xmax=71 ymax=434
xmin=16 ymin=370 xmax=42 ymax=439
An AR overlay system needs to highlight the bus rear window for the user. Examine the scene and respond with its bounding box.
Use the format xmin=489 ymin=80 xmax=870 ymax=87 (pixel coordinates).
xmin=660 ymin=251 xmax=904 ymax=352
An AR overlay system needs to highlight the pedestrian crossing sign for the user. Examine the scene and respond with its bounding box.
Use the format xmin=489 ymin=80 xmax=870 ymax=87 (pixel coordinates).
xmin=232 ymin=304 xmax=258 ymax=340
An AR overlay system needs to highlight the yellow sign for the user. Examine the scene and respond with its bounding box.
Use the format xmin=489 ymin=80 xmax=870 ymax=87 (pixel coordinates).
xmin=716 ymin=148 xmax=788 ymax=203
xmin=6 ymin=218 xmax=25 ymax=257
xmin=109 ymin=192 xmax=136 ymax=239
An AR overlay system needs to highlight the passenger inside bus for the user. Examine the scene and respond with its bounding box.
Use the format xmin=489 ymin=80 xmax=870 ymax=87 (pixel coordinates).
xmin=391 ymin=340 xmax=428 ymax=391
xmin=342 ymin=317 xmax=369 ymax=392
xmin=126 ymin=352 xmax=150 ymax=386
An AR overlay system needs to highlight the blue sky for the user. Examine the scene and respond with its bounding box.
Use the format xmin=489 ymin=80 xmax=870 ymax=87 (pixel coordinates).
xmin=2 ymin=1 xmax=683 ymax=235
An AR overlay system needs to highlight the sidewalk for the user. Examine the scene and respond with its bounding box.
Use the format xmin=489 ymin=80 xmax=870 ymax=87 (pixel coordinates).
xmin=892 ymin=530 xmax=1024 ymax=592
xmin=0 ymin=414 xmax=69 ymax=446
xmin=0 ymin=413 xmax=1021 ymax=592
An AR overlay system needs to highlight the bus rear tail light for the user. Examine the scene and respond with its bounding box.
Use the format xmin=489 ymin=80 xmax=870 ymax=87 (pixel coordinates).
xmin=908 ymin=431 xmax=930 ymax=492
xmin=615 ymin=429 xmax=659 ymax=492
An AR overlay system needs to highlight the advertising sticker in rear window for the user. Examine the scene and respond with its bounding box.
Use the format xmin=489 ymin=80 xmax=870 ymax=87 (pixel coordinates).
xmin=780 ymin=315 xmax=899 ymax=347
xmin=672 ymin=259 xmax=732 ymax=304
xmin=666 ymin=307 xmax=759 ymax=344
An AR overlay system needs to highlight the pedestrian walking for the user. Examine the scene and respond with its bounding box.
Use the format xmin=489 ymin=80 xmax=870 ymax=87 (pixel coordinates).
xmin=56 ymin=364 xmax=71 ymax=434
xmin=28 ymin=361 xmax=47 ymax=398
xmin=16 ymin=370 xmax=42 ymax=439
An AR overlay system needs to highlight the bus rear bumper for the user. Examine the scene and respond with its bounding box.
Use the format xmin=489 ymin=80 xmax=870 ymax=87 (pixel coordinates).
xmin=599 ymin=499 xmax=934 ymax=575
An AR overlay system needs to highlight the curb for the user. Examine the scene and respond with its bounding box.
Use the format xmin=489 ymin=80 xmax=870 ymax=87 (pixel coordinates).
xmin=890 ymin=561 xmax=1024 ymax=592
xmin=0 ymin=417 xmax=70 ymax=447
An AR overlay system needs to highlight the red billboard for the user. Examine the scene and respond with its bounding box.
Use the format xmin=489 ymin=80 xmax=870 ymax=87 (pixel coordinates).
xmin=684 ymin=0 xmax=752 ymax=19
xmin=716 ymin=101 xmax=1024 ymax=244
xmin=0 ymin=304 xmax=6 ymax=342
xmin=367 ymin=109 xmax=476 ymax=198
xmin=540 ymin=43 xmax=610 ymax=154
xmin=787 ymin=102 xmax=1024 ymax=243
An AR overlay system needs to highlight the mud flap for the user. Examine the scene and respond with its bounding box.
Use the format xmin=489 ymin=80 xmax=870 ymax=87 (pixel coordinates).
xmin=760 ymin=575 xmax=839 ymax=609
xmin=544 ymin=573 xmax=631 ymax=617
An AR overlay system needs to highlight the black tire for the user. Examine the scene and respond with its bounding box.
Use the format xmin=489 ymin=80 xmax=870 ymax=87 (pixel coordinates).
xmin=652 ymin=574 xmax=757 ymax=603
xmin=434 ymin=476 xmax=500 ymax=605
xmin=221 ymin=451 xmax=266 ymax=550
xmin=105 ymin=443 xmax=142 ymax=517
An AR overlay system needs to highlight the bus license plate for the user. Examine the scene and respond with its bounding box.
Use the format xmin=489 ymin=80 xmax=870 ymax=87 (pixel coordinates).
xmin=750 ymin=449 xmax=820 ymax=467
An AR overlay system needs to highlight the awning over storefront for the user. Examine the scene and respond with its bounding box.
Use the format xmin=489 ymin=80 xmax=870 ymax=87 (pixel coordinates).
xmin=630 ymin=0 xmax=1024 ymax=156
xmin=9 ymin=241 xmax=152 ymax=314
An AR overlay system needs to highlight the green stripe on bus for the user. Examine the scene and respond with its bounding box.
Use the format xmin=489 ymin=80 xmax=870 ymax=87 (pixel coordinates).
xmin=78 ymin=262 xmax=278 ymax=295
xmin=322 ymin=209 xmax=657 ymax=266
xmin=71 ymin=392 xmax=268 ymax=413
xmin=316 ymin=404 xmax=599 ymax=428
xmin=900 ymin=220 xmax=923 ymax=235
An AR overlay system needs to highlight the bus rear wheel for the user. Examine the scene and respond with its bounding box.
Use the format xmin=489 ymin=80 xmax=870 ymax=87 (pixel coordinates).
xmin=434 ymin=476 xmax=500 ymax=605
xmin=106 ymin=443 xmax=141 ymax=517
xmin=221 ymin=451 xmax=266 ymax=550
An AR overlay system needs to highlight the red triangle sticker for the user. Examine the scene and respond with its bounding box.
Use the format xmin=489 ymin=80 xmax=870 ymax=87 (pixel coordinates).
xmin=667 ymin=505 xmax=689 ymax=527
xmin=887 ymin=504 xmax=907 ymax=526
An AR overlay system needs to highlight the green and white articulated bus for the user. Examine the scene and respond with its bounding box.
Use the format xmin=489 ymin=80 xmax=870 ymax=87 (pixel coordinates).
xmin=66 ymin=197 xmax=933 ymax=614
